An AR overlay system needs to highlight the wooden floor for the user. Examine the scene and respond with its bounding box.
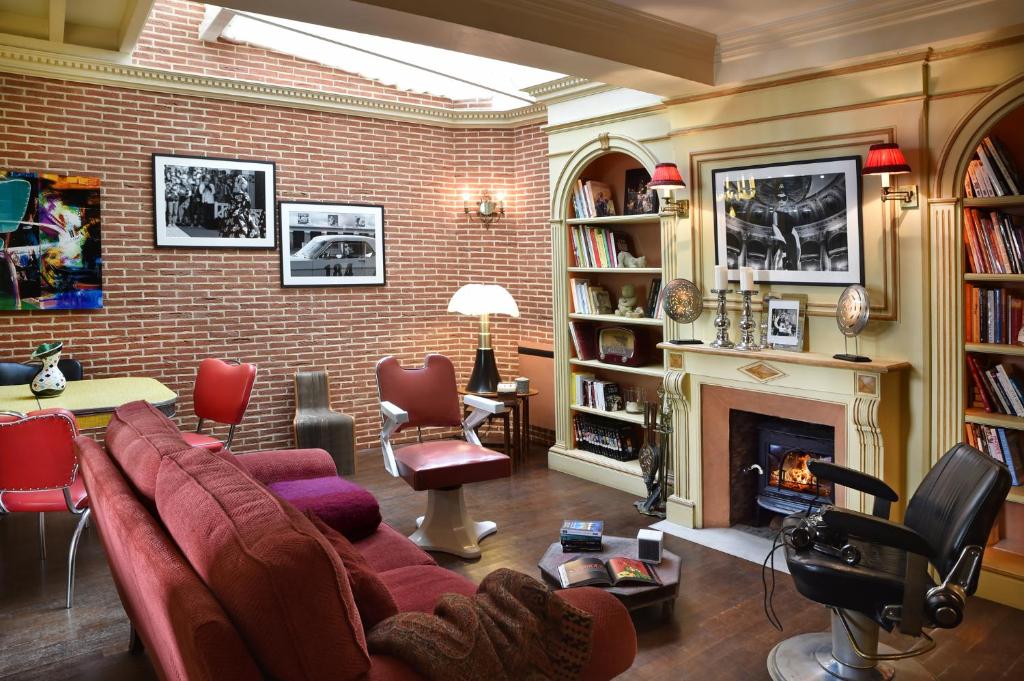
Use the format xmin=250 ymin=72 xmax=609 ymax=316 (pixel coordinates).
xmin=2 ymin=446 xmax=1024 ymax=680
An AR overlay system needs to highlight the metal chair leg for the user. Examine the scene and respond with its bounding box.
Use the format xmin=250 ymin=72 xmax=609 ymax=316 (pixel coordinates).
xmin=66 ymin=508 xmax=91 ymax=609
xmin=38 ymin=512 xmax=46 ymax=560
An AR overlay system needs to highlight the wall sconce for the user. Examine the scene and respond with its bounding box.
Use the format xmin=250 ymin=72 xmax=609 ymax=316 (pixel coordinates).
xmin=463 ymin=192 xmax=505 ymax=226
xmin=647 ymin=163 xmax=689 ymax=217
xmin=862 ymin=143 xmax=917 ymax=208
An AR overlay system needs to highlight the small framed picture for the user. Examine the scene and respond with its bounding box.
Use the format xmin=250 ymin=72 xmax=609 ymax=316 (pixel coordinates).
xmin=153 ymin=154 xmax=276 ymax=248
xmin=767 ymin=298 xmax=804 ymax=351
xmin=279 ymin=201 xmax=385 ymax=287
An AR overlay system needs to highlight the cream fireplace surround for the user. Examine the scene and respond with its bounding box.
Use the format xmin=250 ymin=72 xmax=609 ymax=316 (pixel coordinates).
xmin=660 ymin=344 xmax=910 ymax=529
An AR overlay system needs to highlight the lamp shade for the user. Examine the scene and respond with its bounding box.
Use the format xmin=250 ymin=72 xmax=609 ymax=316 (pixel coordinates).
xmin=448 ymin=284 xmax=520 ymax=317
xmin=647 ymin=162 xmax=686 ymax=190
xmin=862 ymin=143 xmax=911 ymax=175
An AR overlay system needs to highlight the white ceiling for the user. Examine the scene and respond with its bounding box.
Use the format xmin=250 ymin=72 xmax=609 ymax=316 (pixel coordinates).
xmin=0 ymin=0 xmax=154 ymax=56
xmin=606 ymin=0 xmax=838 ymax=35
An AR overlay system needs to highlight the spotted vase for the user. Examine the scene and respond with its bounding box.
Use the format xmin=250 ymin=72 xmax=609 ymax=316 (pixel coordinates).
xmin=30 ymin=342 xmax=66 ymax=398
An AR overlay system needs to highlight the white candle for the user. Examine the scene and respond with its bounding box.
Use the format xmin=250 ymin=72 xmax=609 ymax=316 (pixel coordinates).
xmin=740 ymin=267 xmax=755 ymax=292
xmin=714 ymin=264 xmax=728 ymax=291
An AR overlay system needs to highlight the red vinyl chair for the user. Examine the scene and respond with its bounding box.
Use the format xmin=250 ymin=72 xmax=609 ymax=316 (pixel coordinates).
xmin=182 ymin=358 xmax=257 ymax=452
xmin=0 ymin=409 xmax=90 ymax=608
xmin=375 ymin=354 xmax=511 ymax=559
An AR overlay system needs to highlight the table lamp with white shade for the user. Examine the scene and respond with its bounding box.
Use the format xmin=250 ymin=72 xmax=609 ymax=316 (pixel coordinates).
xmin=448 ymin=283 xmax=520 ymax=393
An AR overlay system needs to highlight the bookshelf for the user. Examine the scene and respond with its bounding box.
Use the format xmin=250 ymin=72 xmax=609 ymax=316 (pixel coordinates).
xmin=549 ymin=148 xmax=669 ymax=497
xmin=958 ymin=103 xmax=1024 ymax=591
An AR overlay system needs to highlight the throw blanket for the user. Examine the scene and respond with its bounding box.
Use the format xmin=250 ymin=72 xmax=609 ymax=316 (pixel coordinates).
xmin=367 ymin=568 xmax=594 ymax=681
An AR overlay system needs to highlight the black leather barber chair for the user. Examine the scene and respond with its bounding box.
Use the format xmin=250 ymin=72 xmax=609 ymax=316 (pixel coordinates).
xmin=769 ymin=444 xmax=1010 ymax=681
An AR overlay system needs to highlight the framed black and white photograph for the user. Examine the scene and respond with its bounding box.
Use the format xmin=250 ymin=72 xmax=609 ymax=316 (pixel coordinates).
xmin=279 ymin=201 xmax=385 ymax=287
xmin=766 ymin=298 xmax=804 ymax=350
xmin=153 ymin=154 xmax=275 ymax=248
xmin=713 ymin=156 xmax=862 ymax=286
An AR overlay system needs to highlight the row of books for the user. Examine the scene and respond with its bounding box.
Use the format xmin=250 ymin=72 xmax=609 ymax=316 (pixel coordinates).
xmin=573 ymin=413 xmax=638 ymax=462
xmin=966 ymin=356 xmax=1024 ymax=417
xmin=573 ymin=372 xmax=621 ymax=411
xmin=964 ymin=285 xmax=1024 ymax=345
xmin=963 ymin=209 xmax=1023 ymax=274
xmin=569 ymin=321 xmax=598 ymax=360
xmin=570 ymin=226 xmax=635 ymax=268
xmin=648 ymin=278 xmax=665 ymax=320
xmin=964 ymin=423 xmax=1022 ymax=486
xmin=569 ymin=279 xmax=612 ymax=315
xmin=572 ymin=179 xmax=617 ymax=218
xmin=964 ymin=136 xmax=1021 ymax=198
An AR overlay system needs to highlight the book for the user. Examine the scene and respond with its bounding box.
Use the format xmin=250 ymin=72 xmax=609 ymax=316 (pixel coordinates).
xmin=561 ymin=520 xmax=604 ymax=538
xmin=569 ymin=322 xmax=597 ymax=360
xmin=573 ymin=412 xmax=638 ymax=461
xmin=557 ymin=555 xmax=661 ymax=588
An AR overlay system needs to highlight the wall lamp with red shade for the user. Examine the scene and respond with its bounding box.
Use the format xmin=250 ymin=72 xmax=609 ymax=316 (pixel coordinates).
xmin=862 ymin=143 xmax=917 ymax=208
xmin=647 ymin=162 xmax=689 ymax=217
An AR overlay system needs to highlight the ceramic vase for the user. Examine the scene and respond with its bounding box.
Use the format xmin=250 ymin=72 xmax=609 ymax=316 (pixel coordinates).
xmin=30 ymin=342 xmax=66 ymax=398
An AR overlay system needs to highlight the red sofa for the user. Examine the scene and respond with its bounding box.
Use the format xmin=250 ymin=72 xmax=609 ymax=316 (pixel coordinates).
xmin=78 ymin=401 xmax=637 ymax=680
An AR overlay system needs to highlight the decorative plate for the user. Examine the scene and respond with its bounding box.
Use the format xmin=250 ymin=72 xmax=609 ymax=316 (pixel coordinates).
xmin=836 ymin=285 xmax=870 ymax=338
xmin=662 ymin=278 xmax=702 ymax=324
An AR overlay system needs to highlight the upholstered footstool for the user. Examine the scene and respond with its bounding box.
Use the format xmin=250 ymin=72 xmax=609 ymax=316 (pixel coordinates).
xmin=268 ymin=475 xmax=382 ymax=541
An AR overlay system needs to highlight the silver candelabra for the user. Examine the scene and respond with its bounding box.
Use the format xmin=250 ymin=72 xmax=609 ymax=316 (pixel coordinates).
xmin=710 ymin=289 xmax=734 ymax=349
xmin=735 ymin=290 xmax=761 ymax=351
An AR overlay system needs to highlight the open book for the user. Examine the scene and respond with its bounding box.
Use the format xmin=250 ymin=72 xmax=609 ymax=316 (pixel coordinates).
xmin=558 ymin=555 xmax=661 ymax=588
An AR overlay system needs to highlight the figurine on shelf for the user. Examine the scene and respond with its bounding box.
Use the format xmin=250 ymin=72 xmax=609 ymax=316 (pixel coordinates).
xmin=614 ymin=284 xmax=645 ymax=318
xmin=619 ymin=252 xmax=647 ymax=268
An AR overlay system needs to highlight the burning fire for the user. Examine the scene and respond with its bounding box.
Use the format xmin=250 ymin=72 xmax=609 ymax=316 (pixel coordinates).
xmin=769 ymin=451 xmax=829 ymax=495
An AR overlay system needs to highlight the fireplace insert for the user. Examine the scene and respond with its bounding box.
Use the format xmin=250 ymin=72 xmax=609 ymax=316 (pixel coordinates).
xmin=756 ymin=424 xmax=835 ymax=515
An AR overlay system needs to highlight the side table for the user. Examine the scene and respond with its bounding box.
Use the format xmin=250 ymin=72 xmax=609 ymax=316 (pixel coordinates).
xmin=460 ymin=388 xmax=539 ymax=469
xmin=538 ymin=535 xmax=680 ymax=617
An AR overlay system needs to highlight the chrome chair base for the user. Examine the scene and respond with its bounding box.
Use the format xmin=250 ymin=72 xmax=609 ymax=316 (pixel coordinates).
xmin=768 ymin=633 xmax=934 ymax=681
xmin=66 ymin=508 xmax=91 ymax=609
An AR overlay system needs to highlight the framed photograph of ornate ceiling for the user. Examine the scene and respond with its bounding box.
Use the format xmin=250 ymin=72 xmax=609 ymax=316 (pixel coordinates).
xmin=153 ymin=154 xmax=275 ymax=248
xmin=712 ymin=156 xmax=863 ymax=286
xmin=279 ymin=201 xmax=385 ymax=287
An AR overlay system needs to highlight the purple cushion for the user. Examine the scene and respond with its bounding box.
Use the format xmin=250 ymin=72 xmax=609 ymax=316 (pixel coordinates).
xmin=268 ymin=476 xmax=382 ymax=541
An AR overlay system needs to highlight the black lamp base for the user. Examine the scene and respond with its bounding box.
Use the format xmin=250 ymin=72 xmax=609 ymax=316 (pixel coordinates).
xmin=833 ymin=353 xmax=872 ymax=363
xmin=467 ymin=348 xmax=501 ymax=393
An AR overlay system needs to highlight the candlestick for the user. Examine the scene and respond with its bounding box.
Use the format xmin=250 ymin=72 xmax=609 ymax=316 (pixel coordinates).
xmin=710 ymin=289 xmax=734 ymax=349
xmin=739 ymin=266 xmax=755 ymax=292
xmin=714 ymin=264 xmax=728 ymax=291
xmin=734 ymin=290 xmax=761 ymax=351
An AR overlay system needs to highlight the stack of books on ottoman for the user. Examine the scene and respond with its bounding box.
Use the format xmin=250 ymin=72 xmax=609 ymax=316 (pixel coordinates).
xmin=561 ymin=520 xmax=604 ymax=552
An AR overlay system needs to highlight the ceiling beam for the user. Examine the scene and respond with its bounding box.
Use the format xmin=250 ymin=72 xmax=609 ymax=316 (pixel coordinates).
xmin=117 ymin=0 xmax=157 ymax=53
xmin=198 ymin=6 xmax=238 ymax=43
xmin=209 ymin=0 xmax=716 ymax=94
xmin=49 ymin=0 xmax=65 ymax=44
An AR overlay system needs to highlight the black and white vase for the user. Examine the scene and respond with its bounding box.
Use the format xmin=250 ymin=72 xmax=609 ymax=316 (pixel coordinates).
xmin=30 ymin=342 xmax=66 ymax=398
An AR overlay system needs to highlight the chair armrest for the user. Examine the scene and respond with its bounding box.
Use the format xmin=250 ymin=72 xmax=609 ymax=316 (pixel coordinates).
xmin=557 ymin=587 xmax=637 ymax=680
xmin=810 ymin=460 xmax=898 ymax=518
xmin=236 ymin=448 xmax=337 ymax=484
xmin=822 ymin=507 xmax=931 ymax=557
xmin=463 ymin=394 xmax=505 ymax=414
xmin=379 ymin=401 xmax=409 ymax=478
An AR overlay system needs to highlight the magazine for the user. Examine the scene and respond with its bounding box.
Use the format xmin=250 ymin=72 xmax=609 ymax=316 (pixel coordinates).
xmin=557 ymin=555 xmax=661 ymax=588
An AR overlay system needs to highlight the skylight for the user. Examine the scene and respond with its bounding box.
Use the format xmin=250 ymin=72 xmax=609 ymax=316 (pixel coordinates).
xmin=219 ymin=11 xmax=563 ymax=110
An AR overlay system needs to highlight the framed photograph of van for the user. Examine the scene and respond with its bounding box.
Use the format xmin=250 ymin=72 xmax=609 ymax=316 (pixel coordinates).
xmin=279 ymin=201 xmax=385 ymax=287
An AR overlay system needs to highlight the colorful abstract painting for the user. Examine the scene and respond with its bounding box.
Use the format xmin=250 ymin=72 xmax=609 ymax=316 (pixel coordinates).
xmin=0 ymin=171 xmax=102 ymax=310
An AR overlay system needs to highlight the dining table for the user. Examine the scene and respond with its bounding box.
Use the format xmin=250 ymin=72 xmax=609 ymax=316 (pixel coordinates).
xmin=0 ymin=377 xmax=178 ymax=429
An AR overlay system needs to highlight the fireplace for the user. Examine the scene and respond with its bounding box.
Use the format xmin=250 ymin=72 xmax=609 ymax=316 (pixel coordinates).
xmin=756 ymin=423 xmax=835 ymax=515
xmin=727 ymin=410 xmax=836 ymax=525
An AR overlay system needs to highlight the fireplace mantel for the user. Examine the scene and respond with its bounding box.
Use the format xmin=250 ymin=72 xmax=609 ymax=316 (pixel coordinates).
xmin=658 ymin=343 xmax=911 ymax=529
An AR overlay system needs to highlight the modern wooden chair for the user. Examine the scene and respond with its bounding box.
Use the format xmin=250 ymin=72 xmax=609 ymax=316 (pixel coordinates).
xmin=293 ymin=370 xmax=355 ymax=475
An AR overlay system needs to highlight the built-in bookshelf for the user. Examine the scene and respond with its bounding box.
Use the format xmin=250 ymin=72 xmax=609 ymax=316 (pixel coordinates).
xmin=959 ymin=103 xmax=1024 ymax=590
xmin=550 ymin=149 xmax=668 ymax=496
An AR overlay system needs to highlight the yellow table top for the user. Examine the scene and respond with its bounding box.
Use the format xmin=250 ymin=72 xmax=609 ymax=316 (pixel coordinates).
xmin=0 ymin=377 xmax=178 ymax=417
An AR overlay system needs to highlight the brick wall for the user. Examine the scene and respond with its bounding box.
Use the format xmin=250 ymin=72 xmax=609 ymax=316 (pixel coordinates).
xmin=0 ymin=72 xmax=551 ymax=452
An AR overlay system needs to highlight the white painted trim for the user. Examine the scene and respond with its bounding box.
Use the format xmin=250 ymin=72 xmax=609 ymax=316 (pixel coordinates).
xmin=0 ymin=45 xmax=546 ymax=128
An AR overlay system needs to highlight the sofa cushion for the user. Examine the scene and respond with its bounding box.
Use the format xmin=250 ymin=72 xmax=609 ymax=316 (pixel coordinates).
xmin=306 ymin=513 xmax=399 ymax=630
xmin=378 ymin=565 xmax=477 ymax=614
xmin=155 ymin=446 xmax=371 ymax=681
xmin=104 ymin=401 xmax=191 ymax=500
xmin=268 ymin=475 xmax=381 ymax=541
xmin=352 ymin=523 xmax=437 ymax=572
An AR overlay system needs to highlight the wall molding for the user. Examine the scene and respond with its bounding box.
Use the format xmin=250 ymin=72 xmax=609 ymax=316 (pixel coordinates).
xmin=0 ymin=45 xmax=546 ymax=129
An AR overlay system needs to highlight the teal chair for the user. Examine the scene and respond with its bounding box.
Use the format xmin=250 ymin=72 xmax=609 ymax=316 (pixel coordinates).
xmin=0 ymin=179 xmax=32 ymax=309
